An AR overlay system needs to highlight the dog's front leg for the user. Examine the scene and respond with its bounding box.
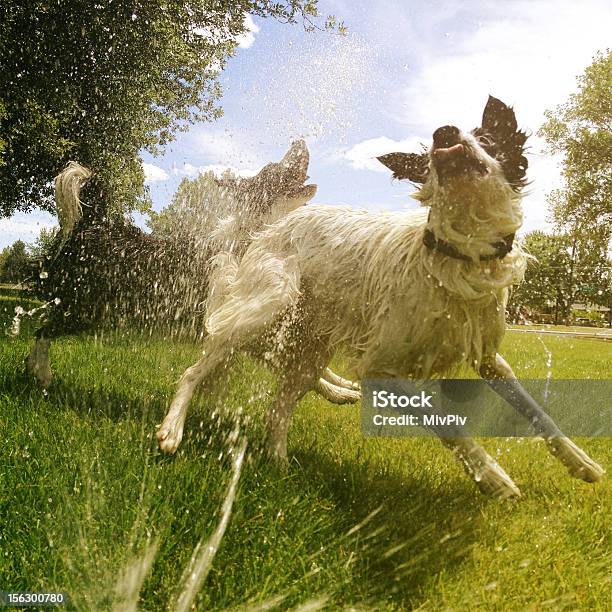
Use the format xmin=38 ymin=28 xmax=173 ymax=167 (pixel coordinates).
xmin=265 ymin=383 xmax=307 ymax=464
xmin=479 ymin=354 xmax=604 ymax=483
xmin=439 ymin=435 xmax=521 ymax=499
xmin=322 ymin=368 xmax=361 ymax=391
xmin=26 ymin=334 xmax=53 ymax=387
xmin=157 ymin=337 xmax=228 ymax=454
xmin=315 ymin=377 xmax=361 ymax=404
xmin=420 ymin=402 xmax=520 ymax=498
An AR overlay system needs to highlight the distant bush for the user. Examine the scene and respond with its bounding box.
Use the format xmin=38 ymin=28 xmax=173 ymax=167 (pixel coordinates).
xmin=571 ymin=309 xmax=606 ymax=327
xmin=0 ymin=240 xmax=30 ymax=284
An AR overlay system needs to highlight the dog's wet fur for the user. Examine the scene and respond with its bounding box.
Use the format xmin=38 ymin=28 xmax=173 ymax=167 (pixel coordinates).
xmin=26 ymin=142 xmax=361 ymax=405
xmin=157 ymin=96 xmax=603 ymax=498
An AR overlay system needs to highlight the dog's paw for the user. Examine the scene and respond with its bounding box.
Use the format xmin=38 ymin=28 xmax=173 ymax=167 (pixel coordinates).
xmin=265 ymin=437 xmax=289 ymax=470
xmin=322 ymin=386 xmax=361 ymax=404
xmin=317 ymin=378 xmax=362 ymax=405
xmin=338 ymin=387 xmax=362 ymax=403
xmin=547 ymin=438 xmax=605 ymax=483
xmin=340 ymin=377 xmax=360 ymax=391
xmin=475 ymin=461 xmax=521 ymax=500
xmin=24 ymin=356 xmax=52 ymax=388
xmin=266 ymin=452 xmax=289 ymax=474
xmin=156 ymin=421 xmax=184 ymax=454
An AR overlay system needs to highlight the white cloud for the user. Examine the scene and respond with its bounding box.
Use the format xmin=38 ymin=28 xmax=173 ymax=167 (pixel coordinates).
xmin=236 ymin=14 xmax=260 ymax=49
xmin=142 ymin=163 xmax=169 ymax=183
xmin=0 ymin=212 xmax=57 ymax=249
xmin=392 ymin=1 xmax=611 ymax=133
xmin=342 ymin=136 xmax=426 ymax=172
xmin=377 ymin=0 xmax=611 ymax=231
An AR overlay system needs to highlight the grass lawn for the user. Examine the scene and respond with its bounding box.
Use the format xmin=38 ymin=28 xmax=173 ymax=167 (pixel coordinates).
xmin=0 ymin=292 xmax=610 ymax=610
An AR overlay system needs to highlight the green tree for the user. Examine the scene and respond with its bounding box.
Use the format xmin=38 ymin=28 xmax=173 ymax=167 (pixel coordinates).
xmin=0 ymin=1 xmax=340 ymax=218
xmin=511 ymin=230 xmax=611 ymax=324
xmin=27 ymin=226 xmax=60 ymax=259
xmin=536 ymin=50 xmax=612 ymax=324
xmin=539 ymin=50 xmax=612 ymax=234
xmin=0 ymin=240 xmax=30 ymax=284
xmin=148 ymin=170 xmax=236 ymax=239
xmin=568 ymin=225 xmax=612 ymax=322
xmin=510 ymin=231 xmax=571 ymax=321
xmin=0 ymin=100 xmax=6 ymax=166
xmin=0 ymin=245 xmax=9 ymax=276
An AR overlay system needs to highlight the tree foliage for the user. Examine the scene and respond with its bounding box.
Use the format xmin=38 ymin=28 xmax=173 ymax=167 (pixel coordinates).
xmin=27 ymin=227 xmax=60 ymax=260
xmin=510 ymin=230 xmax=611 ymax=323
xmin=511 ymin=232 xmax=568 ymax=314
xmin=539 ymin=50 xmax=612 ymax=234
xmin=0 ymin=0 xmax=339 ymax=218
xmin=0 ymin=240 xmax=30 ymax=283
xmin=0 ymin=100 xmax=6 ymax=167
xmin=148 ymin=170 xmax=236 ymax=239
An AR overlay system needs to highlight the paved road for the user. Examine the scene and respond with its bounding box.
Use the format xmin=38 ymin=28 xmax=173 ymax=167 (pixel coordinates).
xmin=508 ymin=327 xmax=612 ymax=341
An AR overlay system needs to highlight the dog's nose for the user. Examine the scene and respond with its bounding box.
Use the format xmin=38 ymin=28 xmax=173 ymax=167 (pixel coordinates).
xmin=433 ymin=125 xmax=460 ymax=148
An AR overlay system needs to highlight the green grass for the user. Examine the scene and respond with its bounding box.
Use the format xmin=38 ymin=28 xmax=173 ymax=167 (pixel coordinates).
xmin=0 ymin=293 xmax=610 ymax=610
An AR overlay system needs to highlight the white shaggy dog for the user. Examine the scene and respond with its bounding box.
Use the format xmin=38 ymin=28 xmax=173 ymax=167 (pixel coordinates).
xmin=27 ymin=142 xmax=359 ymax=403
xmin=158 ymin=97 xmax=604 ymax=498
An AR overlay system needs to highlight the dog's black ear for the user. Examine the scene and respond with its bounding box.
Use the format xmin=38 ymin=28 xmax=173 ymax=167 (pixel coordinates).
xmin=480 ymin=95 xmax=528 ymax=190
xmin=482 ymin=96 xmax=518 ymax=136
xmin=377 ymin=152 xmax=429 ymax=183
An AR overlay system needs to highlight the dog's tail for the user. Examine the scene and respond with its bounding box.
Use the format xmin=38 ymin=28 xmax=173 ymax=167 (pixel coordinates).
xmin=54 ymin=162 xmax=93 ymax=239
xmin=205 ymin=247 xmax=301 ymax=340
xmin=206 ymin=251 xmax=241 ymax=318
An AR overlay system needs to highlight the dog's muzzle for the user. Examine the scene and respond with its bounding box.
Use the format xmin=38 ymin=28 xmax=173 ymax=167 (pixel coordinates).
xmin=432 ymin=125 xmax=487 ymax=179
xmin=433 ymin=125 xmax=461 ymax=149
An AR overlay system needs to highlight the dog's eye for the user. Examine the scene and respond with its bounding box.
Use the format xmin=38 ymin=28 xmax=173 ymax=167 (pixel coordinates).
xmin=476 ymin=134 xmax=496 ymax=153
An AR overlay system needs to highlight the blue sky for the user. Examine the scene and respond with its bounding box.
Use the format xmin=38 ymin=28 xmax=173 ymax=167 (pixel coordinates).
xmin=2 ymin=0 xmax=611 ymax=248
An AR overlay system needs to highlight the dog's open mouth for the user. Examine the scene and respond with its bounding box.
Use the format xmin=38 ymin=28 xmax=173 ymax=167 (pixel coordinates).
xmin=433 ymin=143 xmax=487 ymax=179
xmin=286 ymin=182 xmax=317 ymax=201
xmin=433 ymin=143 xmax=464 ymax=158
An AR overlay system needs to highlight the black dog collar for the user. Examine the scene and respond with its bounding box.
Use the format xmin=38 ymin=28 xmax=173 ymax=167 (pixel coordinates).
xmin=423 ymin=228 xmax=515 ymax=262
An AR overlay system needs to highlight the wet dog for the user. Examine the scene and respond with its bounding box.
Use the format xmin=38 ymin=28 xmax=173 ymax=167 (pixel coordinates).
xmin=26 ymin=142 xmax=359 ymax=404
xmin=158 ymin=97 xmax=604 ymax=498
